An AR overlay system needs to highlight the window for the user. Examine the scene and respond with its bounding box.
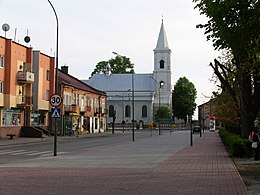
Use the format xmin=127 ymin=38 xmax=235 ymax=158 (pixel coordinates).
xmin=46 ymin=70 xmax=50 ymax=81
xmin=2 ymin=109 xmax=22 ymax=126
xmin=69 ymin=96 xmax=72 ymax=105
xmin=160 ymin=60 xmax=164 ymax=69
xmin=76 ymin=94 xmax=79 ymax=106
xmin=0 ymin=81 xmax=3 ymax=93
xmin=0 ymin=55 xmax=4 ymax=68
xmin=81 ymin=95 xmax=84 ymax=106
xmin=142 ymin=105 xmax=147 ymax=117
xmin=86 ymin=96 xmax=90 ymax=106
xmin=109 ymin=105 xmax=114 ymax=117
xmin=125 ymin=105 xmax=131 ymax=117
xmin=46 ymin=90 xmax=49 ymax=101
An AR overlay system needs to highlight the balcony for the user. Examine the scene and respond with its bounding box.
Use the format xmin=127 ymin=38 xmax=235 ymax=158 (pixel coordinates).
xmin=17 ymin=71 xmax=34 ymax=83
xmin=64 ymin=105 xmax=79 ymax=113
xmin=17 ymin=96 xmax=33 ymax=106
xmin=80 ymin=106 xmax=92 ymax=112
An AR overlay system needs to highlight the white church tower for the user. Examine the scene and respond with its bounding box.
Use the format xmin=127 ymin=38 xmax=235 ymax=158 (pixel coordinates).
xmin=153 ymin=19 xmax=172 ymax=111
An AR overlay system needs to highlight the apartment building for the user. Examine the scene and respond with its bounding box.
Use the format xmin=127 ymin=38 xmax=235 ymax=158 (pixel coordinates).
xmin=32 ymin=50 xmax=55 ymax=126
xmin=0 ymin=36 xmax=34 ymax=138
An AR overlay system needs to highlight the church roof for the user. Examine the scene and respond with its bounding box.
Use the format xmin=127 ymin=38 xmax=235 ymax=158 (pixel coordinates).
xmin=82 ymin=73 xmax=156 ymax=92
xmin=155 ymin=20 xmax=170 ymax=50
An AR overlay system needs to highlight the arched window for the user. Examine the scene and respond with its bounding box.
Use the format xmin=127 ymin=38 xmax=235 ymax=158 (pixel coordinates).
xmin=142 ymin=105 xmax=147 ymax=118
xmin=160 ymin=60 xmax=164 ymax=69
xmin=109 ymin=105 xmax=114 ymax=117
xmin=125 ymin=105 xmax=131 ymax=117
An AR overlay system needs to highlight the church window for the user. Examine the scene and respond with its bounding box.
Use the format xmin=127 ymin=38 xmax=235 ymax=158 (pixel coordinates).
xmin=142 ymin=105 xmax=147 ymax=118
xmin=160 ymin=60 xmax=164 ymax=69
xmin=109 ymin=105 xmax=114 ymax=117
xmin=125 ymin=105 xmax=131 ymax=117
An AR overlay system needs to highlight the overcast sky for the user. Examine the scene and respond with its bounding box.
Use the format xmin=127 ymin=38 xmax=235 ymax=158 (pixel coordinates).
xmin=0 ymin=0 xmax=221 ymax=118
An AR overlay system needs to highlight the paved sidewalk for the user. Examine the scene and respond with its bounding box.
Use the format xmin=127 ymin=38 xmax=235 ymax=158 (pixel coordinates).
xmin=0 ymin=131 xmax=248 ymax=195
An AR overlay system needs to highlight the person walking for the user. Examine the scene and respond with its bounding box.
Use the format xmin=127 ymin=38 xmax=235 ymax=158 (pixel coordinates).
xmin=72 ymin=125 xmax=76 ymax=137
xmin=249 ymin=127 xmax=260 ymax=161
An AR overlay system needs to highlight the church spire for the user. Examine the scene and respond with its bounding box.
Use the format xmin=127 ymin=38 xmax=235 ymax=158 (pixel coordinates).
xmin=155 ymin=20 xmax=169 ymax=50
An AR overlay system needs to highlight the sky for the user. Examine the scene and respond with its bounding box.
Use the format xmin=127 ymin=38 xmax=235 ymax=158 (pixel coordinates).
xmin=0 ymin=0 xmax=221 ymax=119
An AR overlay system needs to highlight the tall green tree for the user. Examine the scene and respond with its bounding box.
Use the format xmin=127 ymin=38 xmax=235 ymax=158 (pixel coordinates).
xmin=90 ymin=56 xmax=134 ymax=77
xmin=172 ymin=77 xmax=197 ymax=123
xmin=193 ymin=0 xmax=260 ymax=138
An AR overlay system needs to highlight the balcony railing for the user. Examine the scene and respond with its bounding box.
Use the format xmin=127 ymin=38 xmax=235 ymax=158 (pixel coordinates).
xmin=64 ymin=105 xmax=79 ymax=113
xmin=17 ymin=96 xmax=33 ymax=106
xmin=17 ymin=71 xmax=34 ymax=83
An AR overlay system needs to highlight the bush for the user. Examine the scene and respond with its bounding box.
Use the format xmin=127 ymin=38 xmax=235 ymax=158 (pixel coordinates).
xmin=219 ymin=128 xmax=253 ymax=158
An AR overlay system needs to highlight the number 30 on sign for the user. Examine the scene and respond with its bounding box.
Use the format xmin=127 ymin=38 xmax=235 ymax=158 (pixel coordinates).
xmin=50 ymin=94 xmax=62 ymax=107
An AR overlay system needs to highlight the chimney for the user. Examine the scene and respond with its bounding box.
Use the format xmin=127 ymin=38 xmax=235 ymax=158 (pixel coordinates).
xmin=61 ymin=65 xmax=68 ymax=74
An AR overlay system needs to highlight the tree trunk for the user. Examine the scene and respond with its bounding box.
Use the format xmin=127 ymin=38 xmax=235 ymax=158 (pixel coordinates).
xmin=239 ymin=68 xmax=255 ymax=138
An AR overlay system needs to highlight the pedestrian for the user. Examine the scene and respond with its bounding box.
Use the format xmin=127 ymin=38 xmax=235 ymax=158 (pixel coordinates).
xmin=72 ymin=125 xmax=76 ymax=136
xmin=249 ymin=127 xmax=260 ymax=161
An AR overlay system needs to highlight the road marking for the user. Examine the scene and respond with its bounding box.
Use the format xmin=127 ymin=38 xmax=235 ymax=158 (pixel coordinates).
xmin=10 ymin=151 xmax=38 ymax=155
xmin=26 ymin=151 xmax=53 ymax=156
xmin=0 ymin=150 xmax=64 ymax=157
xmin=0 ymin=150 xmax=25 ymax=154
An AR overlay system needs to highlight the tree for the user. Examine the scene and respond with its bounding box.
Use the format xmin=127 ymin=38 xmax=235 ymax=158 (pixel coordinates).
xmin=90 ymin=56 xmax=134 ymax=77
xmin=172 ymin=77 xmax=197 ymax=123
xmin=193 ymin=0 xmax=260 ymax=138
xmin=154 ymin=106 xmax=172 ymax=121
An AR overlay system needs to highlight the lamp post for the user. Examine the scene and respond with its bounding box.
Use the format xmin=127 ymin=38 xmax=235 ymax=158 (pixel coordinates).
xmin=112 ymin=52 xmax=134 ymax=142
xmin=158 ymin=81 xmax=164 ymax=135
xmin=148 ymin=76 xmax=164 ymax=135
xmin=47 ymin=0 xmax=59 ymax=156
xmin=189 ymin=93 xmax=193 ymax=146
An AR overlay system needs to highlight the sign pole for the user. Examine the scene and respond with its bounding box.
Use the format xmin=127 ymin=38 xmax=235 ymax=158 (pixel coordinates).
xmin=50 ymin=94 xmax=62 ymax=156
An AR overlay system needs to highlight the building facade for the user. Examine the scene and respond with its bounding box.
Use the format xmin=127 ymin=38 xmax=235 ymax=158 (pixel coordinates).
xmin=32 ymin=50 xmax=55 ymax=126
xmin=198 ymin=100 xmax=216 ymax=130
xmin=58 ymin=67 xmax=107 ymax=135
xmin=0 ymin=36 xmax=34 ymax=138
xmin=83 ymin=20 xmax=172 ymax=128
xmin=0 ymin=36 xmax=107 ymax=138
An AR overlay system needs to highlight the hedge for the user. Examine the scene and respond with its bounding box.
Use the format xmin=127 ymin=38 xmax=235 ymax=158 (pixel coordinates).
xmin=219 ymin=128 xmax=253 ymax=158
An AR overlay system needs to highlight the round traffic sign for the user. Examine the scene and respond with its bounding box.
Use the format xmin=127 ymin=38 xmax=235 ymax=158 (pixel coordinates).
xmin=50 ymin=94 xmax=62 ymax=107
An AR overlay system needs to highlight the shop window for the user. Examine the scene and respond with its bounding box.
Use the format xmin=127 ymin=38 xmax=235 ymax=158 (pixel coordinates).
xmin=2 ymin=109 xmax=22 ymax=126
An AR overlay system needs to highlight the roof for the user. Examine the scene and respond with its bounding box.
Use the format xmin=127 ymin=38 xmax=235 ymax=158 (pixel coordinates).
xmin=58 ymin=70 xmax=106 ymax=95
xmin=155 ymin=20 xmax=170 ymax=51
xmin=82 ymin=73 xmax=156 ymax=92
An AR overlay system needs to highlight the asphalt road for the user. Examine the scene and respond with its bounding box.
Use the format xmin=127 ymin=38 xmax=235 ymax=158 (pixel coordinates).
xmin=0 ymin=129 xmax=182 ymax=165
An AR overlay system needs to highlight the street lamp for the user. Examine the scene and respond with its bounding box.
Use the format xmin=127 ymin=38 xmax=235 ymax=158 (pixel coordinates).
xmin=112 ymin=52 xmax=135 ymax=142
xmin=189 ymin=93 xmax=193 ymax=146
xmin=158 ymin=81 xmax=164 ymax=135
xmin=148 ymin=76 xmax=164 ymax=135
xmin=47 ymin=0 xmax=59 ymax=156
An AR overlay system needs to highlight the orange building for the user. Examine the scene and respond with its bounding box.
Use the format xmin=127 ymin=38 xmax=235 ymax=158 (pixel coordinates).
xmin=0 ymin=36 xmax=34 ymax=138
xmin=32 ymin=51 xmax=55 ymax=127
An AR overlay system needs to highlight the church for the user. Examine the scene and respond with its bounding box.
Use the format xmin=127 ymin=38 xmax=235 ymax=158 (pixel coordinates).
xmin=83 ymin=20 xmax=172 ymax=128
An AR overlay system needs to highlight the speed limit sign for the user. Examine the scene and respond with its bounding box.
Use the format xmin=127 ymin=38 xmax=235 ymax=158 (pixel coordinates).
xmin=50 ymin=94 xmax=62 ymax=107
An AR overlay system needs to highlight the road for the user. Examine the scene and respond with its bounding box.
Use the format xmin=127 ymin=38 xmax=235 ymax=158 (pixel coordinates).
xmin=0 ymin=130 xmax=248 ymax=195
xmin=0 ymin=129 xmax=184 ymax=166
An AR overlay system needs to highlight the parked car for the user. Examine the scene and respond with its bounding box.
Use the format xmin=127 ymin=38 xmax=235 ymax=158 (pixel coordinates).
xmin=193 ymin=126 xmax=201 ymax=134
